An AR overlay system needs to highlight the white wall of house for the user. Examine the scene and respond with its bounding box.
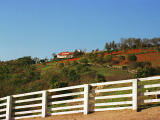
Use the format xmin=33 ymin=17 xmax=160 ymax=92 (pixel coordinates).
xmin=57 ymin=55 xmax=73 ymax=58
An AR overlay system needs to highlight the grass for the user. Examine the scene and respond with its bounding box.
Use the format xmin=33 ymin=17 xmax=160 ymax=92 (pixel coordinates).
xmin=90 ymin=65 xmax=131 ymax=77
xmin=34 ymin=57 xmax=160 ymax=113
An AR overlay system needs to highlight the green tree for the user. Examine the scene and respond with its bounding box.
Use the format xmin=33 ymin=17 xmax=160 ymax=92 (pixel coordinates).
xmin=127 ymin=54 xmax=137 ymax=62
xmin=79 ymin=57 xmax=88 ymax=64
xmin=103 ymin=55 xmax=112 ymax=63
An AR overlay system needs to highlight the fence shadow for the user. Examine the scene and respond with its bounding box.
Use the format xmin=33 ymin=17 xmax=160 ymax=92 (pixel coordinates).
xmin=138 ymin=103 xmax=160 ymax=112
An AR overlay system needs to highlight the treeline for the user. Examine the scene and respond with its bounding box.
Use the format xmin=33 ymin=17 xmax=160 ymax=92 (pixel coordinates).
xmin=105 ymin=37 xmax=160 ymax=52
xmin=0 ymin=57 xmax=41 ymax=97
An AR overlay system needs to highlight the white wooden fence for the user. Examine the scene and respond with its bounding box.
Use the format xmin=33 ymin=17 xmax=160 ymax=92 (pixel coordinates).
xmin=0 ymin=76 xmax=160 ymax=120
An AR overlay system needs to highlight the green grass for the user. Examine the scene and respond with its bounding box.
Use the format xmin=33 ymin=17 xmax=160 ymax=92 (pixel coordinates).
xmin=90 ymin=65 xmax=130 ymax=77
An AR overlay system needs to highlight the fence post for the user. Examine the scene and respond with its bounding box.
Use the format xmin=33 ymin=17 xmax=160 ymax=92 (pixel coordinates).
xmin=132 ymin=79 xmax=138 ymax=111
xmin=6 ymin=96 xmax=12 ymax=120
xmin=138 ymin=80 xmax=144 ymax=106
xmin=42 ymin=90 xmax=47 ymax=117
xmin=84 ymin=84 xmax=90 ymax=115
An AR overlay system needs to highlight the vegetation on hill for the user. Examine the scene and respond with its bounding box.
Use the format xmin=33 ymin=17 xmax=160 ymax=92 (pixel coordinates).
xmin=0 ymin=37 xmax=160 ymax=98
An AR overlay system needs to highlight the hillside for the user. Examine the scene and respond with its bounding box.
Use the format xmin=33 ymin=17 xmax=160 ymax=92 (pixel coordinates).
xmin=0 ymin=48 xmax=160 ymax=98
xmin=1 ymin=37 xmax=160 ymax=98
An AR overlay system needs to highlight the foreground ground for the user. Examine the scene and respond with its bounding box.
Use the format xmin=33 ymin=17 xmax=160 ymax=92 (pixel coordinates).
xmin=22 ymin=106 xmax=160 ymax=120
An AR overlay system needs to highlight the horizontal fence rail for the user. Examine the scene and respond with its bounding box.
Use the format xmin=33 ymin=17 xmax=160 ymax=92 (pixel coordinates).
xmin=0 ymin=76 xmax=160 ymax=120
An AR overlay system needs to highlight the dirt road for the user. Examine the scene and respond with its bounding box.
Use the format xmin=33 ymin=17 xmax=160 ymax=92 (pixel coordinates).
xmin=21 ymin=106 xmax=160 ymax=120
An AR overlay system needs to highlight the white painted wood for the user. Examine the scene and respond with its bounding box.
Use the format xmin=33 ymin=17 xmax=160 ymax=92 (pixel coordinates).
xmin=0 ymin=114 xmax=6 ymax=118
xmin=14 ymin=103 xmax=42 ymax=109
xmin=144 ymin=84 xmax=160 ymax=88
xmin=48 ymin=85 xmax=84 ymax=92
xmin=15 ymin=97 xmax=42 ymax=103
xmin=1 ymin=76 xmax=160 ymax=120
xmin=13 ymin=91 xmax=43 ymax=98
xmin=42 ymin=91 xmax=47 ymax=118
xmin=0 ymin=108 xmax=6 ymax=112
xmin=132 ymin=79 xmax=138 ymax=111
xmin=14 ymin=114 xmax=41 ymax=119
xmin=51 ymin=92 xmax=83 ymax=99
xmin=15 ymin=109 xmax=41 ymax=115
xmin=95 ymin=94 xmax=132 ymax=100
xmin=6 ymin=96 xmax=12 ymax=120
xmin=95 ymin=86 xmax=132 ymax=93
xmin=144 ymin=99 xmax=160 ymax=103
xmin=50 ymin=110 xmax=83 ymax=116
xmin=94 ymin=106 xmax=132 ymax=111
xmin=84 ymin=84 xmax=89 ymax=115
xmin=0 ymin=103 xmax=6 ymax=107
xmin=144 ymin=91 xmax=160 ymax=96
xmin=50 ymin=98 xmax=84 ymax=105
xmin=91 ymin=79 xmax=133 ymax=86
xmin=51 ymin=105 xmax=83 ymax=111
xmin=95 ymin=101 xmax=132 ymax=106
xmin=138 ymin=76 xmax=160 ymax=81
xmin=0 ymin=97 xmax=7 ymax=101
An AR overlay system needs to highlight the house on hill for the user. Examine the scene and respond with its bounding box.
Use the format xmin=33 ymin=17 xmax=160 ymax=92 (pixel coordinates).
xmin=57 ymin=52 xmax=74 ymax=58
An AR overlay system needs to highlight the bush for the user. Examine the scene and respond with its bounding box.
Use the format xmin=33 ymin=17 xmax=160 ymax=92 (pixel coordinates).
xmin=71 ymin=61 xmax=78 ymax=66
xmin=127 ymin=54 xmax=137 ymax=62
xmin=119 ymin=56 xmax=125 ymax=60
xmin=95 ymin=74 xmax=106 ymax=83
xmin=103 ymin=55 xmax=112 ymax=63
xmin=96 ymin=56 xmax=104 ymax=64
xmin=79 ymin=58 xmax=88 ymax=64
xmin=58 ymin=63 xmax=64 ymax=68
xmin=76 ymin=64 xmax=90 ymax=73
xmin=135 ymin=66 xmax=156 ymax=78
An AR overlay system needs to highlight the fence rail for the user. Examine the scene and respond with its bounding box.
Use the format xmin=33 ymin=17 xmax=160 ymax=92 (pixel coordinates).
xmin=0 ymin=76 xmax=160 ymax=120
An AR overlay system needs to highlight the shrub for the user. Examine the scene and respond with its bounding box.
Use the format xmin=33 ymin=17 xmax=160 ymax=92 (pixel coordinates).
xmin=76 ymin=64 xmax=90 ymax=73
xmin=58 ymin=63 xmax=64 ymax=68
xmin=96 ymin=56 xmax=104 ymax=64
xmin=135 ymin=66 xmax=156 ymax=78
xmin=79 ymin=58 xmax=88 ymax=64
xmin=103 ymin=55 xmax=112 ymax=63
xmin=95 ymin=74 xmax=106 ymax=83
xmin=71 ymin=61 xmax=78 ymax=66
xmin=119 ymin=56 xmax=125 ymax=60
xmin=127 ymin=54 xmax=137 ymax=62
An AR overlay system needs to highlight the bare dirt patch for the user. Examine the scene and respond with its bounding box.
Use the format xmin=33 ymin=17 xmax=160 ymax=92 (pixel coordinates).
xmin=21 ymin=106 xmax=160 ymax=120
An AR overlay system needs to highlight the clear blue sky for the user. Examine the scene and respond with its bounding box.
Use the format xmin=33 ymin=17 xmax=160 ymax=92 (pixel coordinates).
xmin=0 ymin=0 xmax=160 ymax=61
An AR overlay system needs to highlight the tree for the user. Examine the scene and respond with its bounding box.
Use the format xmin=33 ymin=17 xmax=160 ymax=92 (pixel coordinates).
xmin=103 ymin=55 xmax=112 ymax=63
xmin=136 ymin=66 xmax=156 ymax=78
xmin=52 ymin=53 xmax=57 ymax=59
xmin=120 ymin=38 xmax=128 ymax=51
xmin=119 ymin=56 xmax=125 ymax=60
xmin=33 ymin=57 xmax=40 ymax=64
xmin=151 ymin=38 xmax=160 ymax=50
xmin=73 ymin=49 xmax=84 ymax=58
xmin=111 ymin=40 xmax=117 ymax=51
xmin=105 ymin=42 xmax=111 ymax=53
xmin=133 ymin=38 xmax=141 ymax=49
xmin=79 ymin=58 xmax=88 ymax=64
xmin=127 ymin=54 xmax=137 ymax=62
xmin=17 ymin=56 xmax=35 ymax=66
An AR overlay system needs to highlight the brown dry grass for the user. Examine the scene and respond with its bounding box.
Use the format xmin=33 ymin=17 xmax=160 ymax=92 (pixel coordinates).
xmin=21 ymin=106 xmax=160 ymax=120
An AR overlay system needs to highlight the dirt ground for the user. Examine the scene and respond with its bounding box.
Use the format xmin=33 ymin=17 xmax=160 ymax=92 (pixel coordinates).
xmin=21 ymin=106 xmax=160 ymax=120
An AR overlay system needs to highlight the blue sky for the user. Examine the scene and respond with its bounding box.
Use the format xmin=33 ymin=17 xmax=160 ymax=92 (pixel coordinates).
xmin=0 ymin=0 xmax=160 ymax=61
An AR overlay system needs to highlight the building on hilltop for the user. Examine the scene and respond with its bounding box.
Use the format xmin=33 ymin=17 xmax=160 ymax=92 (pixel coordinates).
xmin=57 ymin=52 xmax=75 ymax=58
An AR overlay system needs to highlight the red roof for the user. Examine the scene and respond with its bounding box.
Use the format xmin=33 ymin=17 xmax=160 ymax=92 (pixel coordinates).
xmin=58 ymin=52 xmax=74 ymax=56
